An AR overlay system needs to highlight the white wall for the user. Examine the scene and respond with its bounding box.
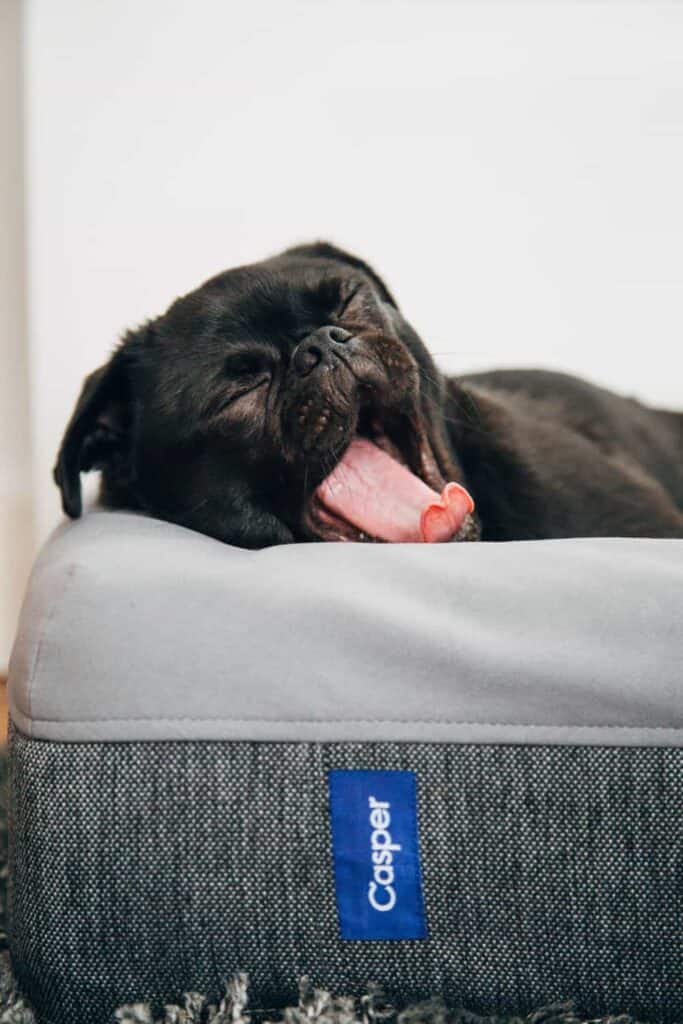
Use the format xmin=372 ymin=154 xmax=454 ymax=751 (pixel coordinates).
xmin=24 ymin=0 xmax=683 ymax=545
xmin=0 ymin=0 xmax=33 ymax=672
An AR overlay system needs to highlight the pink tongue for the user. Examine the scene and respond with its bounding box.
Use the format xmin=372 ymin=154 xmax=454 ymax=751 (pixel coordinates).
xmin=316 ymin=437 xmax=474 ymax=543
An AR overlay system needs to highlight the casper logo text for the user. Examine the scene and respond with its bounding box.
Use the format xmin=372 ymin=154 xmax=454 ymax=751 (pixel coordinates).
xmin=328 ymin=768 xmax=427 ymax=940
xmin=368 ymin=795 xmax=401 ymax=912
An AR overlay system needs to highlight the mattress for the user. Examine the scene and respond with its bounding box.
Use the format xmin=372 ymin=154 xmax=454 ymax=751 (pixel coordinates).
xmin=7 ymin=510 xmax=683 ymax=1024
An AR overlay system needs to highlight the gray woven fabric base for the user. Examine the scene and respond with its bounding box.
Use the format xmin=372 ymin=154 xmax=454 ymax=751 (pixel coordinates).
xmin=7 ymin=734 xmax=681 ymax=1024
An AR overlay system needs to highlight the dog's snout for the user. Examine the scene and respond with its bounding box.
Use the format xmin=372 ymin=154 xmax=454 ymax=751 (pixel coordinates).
xmin=292 ymin=326 xmax=353 ymax=377
xmin=326 ymin=326 xmax=353 ymax=345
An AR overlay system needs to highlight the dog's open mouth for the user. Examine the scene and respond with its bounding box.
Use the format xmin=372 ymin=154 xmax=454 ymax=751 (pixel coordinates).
xmin=308 ymin=404 xmax=475 ymax=543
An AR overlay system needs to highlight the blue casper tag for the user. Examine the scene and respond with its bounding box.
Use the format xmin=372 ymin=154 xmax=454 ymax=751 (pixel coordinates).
xmin=328 ymin=769 xmax=428 ymax=940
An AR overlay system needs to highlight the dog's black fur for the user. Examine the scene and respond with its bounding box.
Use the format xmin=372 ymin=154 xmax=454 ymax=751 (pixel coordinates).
xmin=54 ymin=243 xmax=683 ymax=546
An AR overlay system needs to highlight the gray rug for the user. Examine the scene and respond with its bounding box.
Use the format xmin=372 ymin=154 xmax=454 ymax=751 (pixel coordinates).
xmin=0 ymin=750 xmax=646 ymax=1024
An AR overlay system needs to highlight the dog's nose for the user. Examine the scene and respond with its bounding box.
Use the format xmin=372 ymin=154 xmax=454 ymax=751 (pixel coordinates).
xmin=292 ymin=326 xmax=352 ymax=377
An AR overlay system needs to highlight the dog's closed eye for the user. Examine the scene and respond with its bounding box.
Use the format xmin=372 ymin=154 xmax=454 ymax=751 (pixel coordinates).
xmin=223 ymin=351 xmax=271 ymax=379
xmin=335 ymin=283 xmax=363 ymax=319
xmin=199 ymin=354 xmax=271 ymax=420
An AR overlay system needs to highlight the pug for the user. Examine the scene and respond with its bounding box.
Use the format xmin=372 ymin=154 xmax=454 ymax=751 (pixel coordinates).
xmin=54 ymin=243 xmax=683 ymax=547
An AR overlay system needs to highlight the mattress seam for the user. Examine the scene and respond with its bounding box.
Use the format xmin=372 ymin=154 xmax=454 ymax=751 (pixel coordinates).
xmin=16 ymin=715 xmax=683 ymax=731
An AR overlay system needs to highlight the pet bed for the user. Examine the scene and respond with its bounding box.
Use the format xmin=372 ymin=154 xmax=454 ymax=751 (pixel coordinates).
xmin=7 ymin=510 xmax=683 ymax=1024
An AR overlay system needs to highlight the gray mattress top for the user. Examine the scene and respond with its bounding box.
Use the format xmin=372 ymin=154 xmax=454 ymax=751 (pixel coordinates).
xmin=8 ymin=509 xmax=683 ymax=745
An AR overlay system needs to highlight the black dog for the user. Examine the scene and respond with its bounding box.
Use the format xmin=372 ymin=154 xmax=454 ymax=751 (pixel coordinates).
xmin=54 ymin=243 xmax=683 ymax=546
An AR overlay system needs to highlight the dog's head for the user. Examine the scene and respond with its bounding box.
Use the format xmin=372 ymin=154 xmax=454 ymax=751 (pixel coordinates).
xmin=55 ymin=243 xmax=478 ymax=547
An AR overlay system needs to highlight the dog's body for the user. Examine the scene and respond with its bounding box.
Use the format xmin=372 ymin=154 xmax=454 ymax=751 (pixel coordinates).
xmin=55 ymin=243 xmax=683 ymax=545
xmin=447 ymin=369 xmax=683 ymax=539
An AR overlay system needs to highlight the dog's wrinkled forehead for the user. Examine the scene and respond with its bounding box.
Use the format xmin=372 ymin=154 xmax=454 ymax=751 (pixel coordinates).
xmin=146 ymin=263 xmax=369 ymax=404
xmin=132 ymin=254 xmax=389 ymax=440
xmin=164 ymin=257 xmax=368 ymax=342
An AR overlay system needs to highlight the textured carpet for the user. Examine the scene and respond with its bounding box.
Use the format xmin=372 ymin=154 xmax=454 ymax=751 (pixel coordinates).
xmin=0 ymin=750 xmax=647 ymax=1024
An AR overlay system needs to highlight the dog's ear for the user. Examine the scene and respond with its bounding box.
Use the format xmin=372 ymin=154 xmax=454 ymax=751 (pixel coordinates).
xmin=284 ymin=241 xmax=398 ymax=309
xmin=53 ymin=344 xmax=135 ymax=518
